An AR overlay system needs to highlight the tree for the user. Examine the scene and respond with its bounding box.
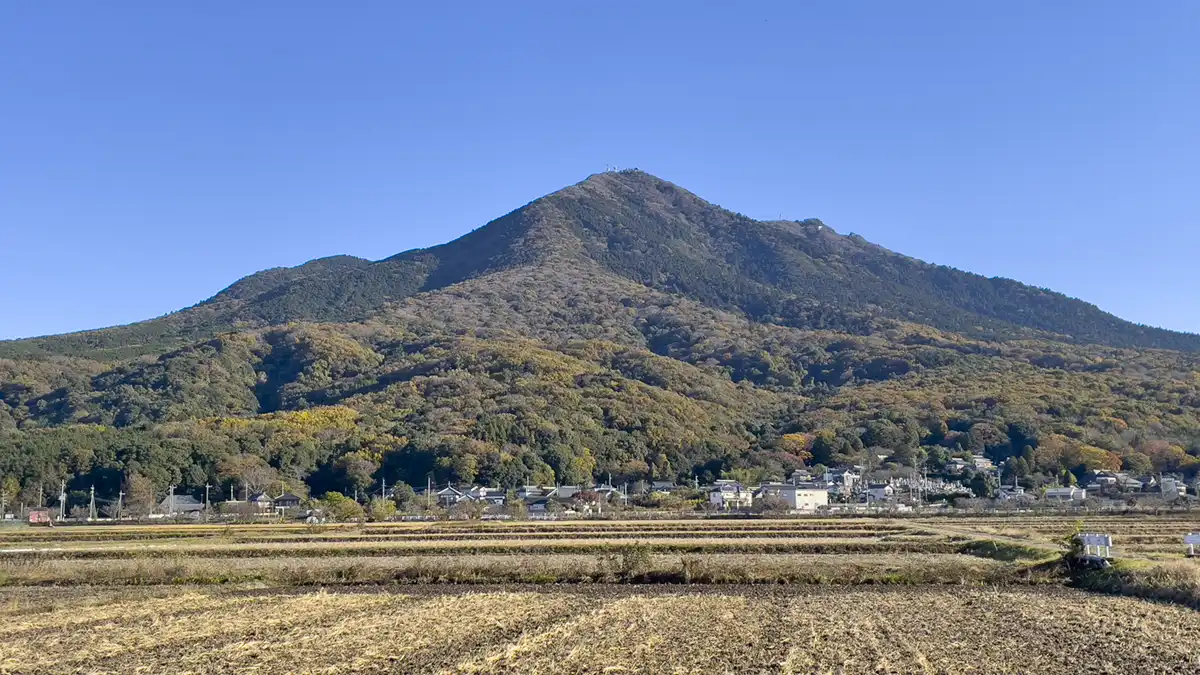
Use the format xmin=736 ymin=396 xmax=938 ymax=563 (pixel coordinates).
xmin=968 ymin=471 xmax=997 ymax=499
xmin=753 ymin=496 xmax=790 ymax=514
xmin=776 ymin=433 xmax=814 ymax=465
xmin=218 ymin=454 xmax=279 ymax=495
xmin=123 ymin=473 xmax=157 ymax=518
xmin=1121 ymin=452 xmax=1154 ymax=477
xmin=560 ymin=448 xmax=596 ymax=485
xmin=321 ymin=492 xmax=365 ymax=522
xmin=336 ymin=452 xmax=379 ymax=496
xmin=367 ymin=497 xmax=396 ymax=521
xmin=967 ymin=422 xmax=1009 ymax=459
xmin=863 ymin=420 xmax=908 ymax=450
xmin=0 ymin=475 xmax=18 ymax=515
xmin=391 ymin=481 xmax=417 ymax=511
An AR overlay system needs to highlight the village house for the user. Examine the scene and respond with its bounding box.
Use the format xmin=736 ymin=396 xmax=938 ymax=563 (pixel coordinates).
xmin=547 ymin=485 xmax=582 ymax=500
xmin=516 ymin=485 xmax=547 ymax=501
xmin=594 ymin=484 xmax=626 ymax=503
xmin=158 ymin=494 xmax=205 ymax=516
xmin=971 ymin=455 xmax=995 ymax=471
xmin=758 ymin=483 xmax=829 ymax=511
xmin=865 ymin=483 xmax=895 ymax=503
xmin=248 ymin=492 xmax=275 ymax=511
xmin=1044 ymin=486 xmax=1087 ymax=501
xmin=1161 ymin=477 xmax=1188 ymax=501
xmin=996 ymin=486 xmax=1032 ymax=502
xmin=788 ymin=469 xmax=815 ymax=485
xmin=823 ymin=468 xmax=861 ymax=490
xmin=434 ymin=486 xmax=467 ymax=507
xmin=708 ymin=480 xmax=754 ymax=511
xmin=463 ymin=486 xmax=506 ymax=506
xmin=1087 ymin=472 xmax=1145 ymax=495
xmin=273 ymin=493 xmax=302 ymax=511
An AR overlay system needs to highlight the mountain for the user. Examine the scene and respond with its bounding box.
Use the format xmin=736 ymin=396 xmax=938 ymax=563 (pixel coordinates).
xmin=6 ymin=170 xmax=1198 ymax=361
xmin=1 ymin=171 xmax=1198 ymax=506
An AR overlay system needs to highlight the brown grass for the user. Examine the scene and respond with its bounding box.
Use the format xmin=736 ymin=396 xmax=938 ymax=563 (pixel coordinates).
xmin=4 ymin=586 xmax=1200 ymax=674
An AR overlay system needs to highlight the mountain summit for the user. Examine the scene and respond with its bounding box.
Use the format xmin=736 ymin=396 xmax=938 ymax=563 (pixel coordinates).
xmin=2 ymin=172 xmax=1198 ymax=498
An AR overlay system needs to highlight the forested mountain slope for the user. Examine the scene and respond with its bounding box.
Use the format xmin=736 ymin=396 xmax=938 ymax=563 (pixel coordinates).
xmin=1 ymin=171 xmax=1198 ymax=507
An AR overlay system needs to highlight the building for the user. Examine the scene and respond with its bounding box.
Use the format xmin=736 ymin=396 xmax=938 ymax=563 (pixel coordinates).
xmin=248 ymin=492 xmax=275 ymax=511
xmin=865 ymin=484 xmax=895 ymax=503
xmin=547 ymin=485 xmax=582 ymax=500
xmin=463 ymin=486 xmax=506 ymax=506
xmin=971 ymin=455 xmax=995 ymax=471
xmin=788 ymin=469 xmax=814 ymax=485
xmin=274 ymin=493 xmax=302 ymax=511
xmin=1161 ymin=478 xmax=1188 ymax=501
xmin=594 ymin=484 xmax=626 ymax=503
xmin=516 ymin=485 xmax=547 ymax=501
xmin=1044 ymin=486 xmax=1087 ymax=501
xmin=758 ymin=483 xmax=828 ymax=511
xmin=709 ymin=481 xmax=753 ymax=511
xmin=434 ymin=486 xmax=466 ymax=507
xmin=1088 ymin=472 xmax=1145 ymax=494
xmin=823 ymin=468 xmax=861 ymax=490
xmin=997 ymin=486 xmax=1031 ymax=502
xmin=159 ymin=494 xmax=205 ymax=516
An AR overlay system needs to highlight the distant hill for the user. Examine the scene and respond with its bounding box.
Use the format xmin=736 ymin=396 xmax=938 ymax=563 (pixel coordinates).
xmin=1 ymin=171 xmax=1197 ymax=505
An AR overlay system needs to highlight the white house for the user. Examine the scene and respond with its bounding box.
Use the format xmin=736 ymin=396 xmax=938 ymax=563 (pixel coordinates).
xmin=1044 ymin=486 xmax=1087 ymax=501
xmin=463 ymin=486 xmax=506 ymax=506
xmin=709 ymin=481 xmax=753 ymax=510
xmin=758 ymin=483 xmax=829 ymax=511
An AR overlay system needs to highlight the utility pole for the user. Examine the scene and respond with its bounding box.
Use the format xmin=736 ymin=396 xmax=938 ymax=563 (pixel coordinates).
xmin=427 ymin=476 xmax=432 ymax=509
xmin=168 ymin=484 xmax=176 ymax=518
xmin=88 ymin=485 xmax=96 ymax=521
xmin=58 ymin=479 xmax=66 ymax=521
xmin=381 ymin=477 xmax=386 ymax=501
xmin=204 ymin=483 xmax=212 ymax=522
xmin=116 ymin=490 xmax=124 ymax=520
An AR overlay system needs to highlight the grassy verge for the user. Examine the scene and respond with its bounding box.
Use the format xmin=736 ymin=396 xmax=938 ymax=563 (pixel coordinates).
xmin=956 ymin=539 xmax=1057 ymax=563
xmin=1072 ymin=559 xmax=1200 ymax=610
xmin=0 ymin=551 xmax=1036 ymax=588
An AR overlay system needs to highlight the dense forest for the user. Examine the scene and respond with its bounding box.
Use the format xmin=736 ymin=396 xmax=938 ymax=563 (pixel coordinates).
xmin=2 ymin=171 xmax=1199 ymax=510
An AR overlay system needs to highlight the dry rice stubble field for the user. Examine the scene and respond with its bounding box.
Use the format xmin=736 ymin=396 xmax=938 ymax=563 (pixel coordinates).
xmin=3 ymin=585 xmax=1200 ymax=674
xmin=3 ymin=516 xmax=1200 ymax=673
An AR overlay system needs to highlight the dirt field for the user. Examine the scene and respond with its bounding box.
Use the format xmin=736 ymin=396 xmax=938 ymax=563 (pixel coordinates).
xmin=2 ymin=516 xmax=1199 ymax=672
xmin=2 ymin=585 xmax=1198 ymax=674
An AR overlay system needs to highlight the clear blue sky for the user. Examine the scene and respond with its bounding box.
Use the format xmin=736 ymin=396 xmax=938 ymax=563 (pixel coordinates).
xmin=2 ymin=1 xmax=1198 ymax=340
